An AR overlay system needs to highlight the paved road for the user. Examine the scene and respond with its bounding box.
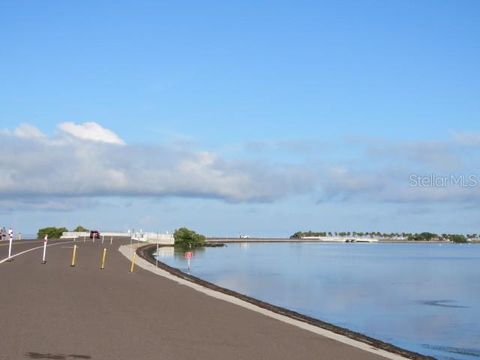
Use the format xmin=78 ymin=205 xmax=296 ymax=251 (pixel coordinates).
xmin=0 ymin=239 xmax=390 ymax=360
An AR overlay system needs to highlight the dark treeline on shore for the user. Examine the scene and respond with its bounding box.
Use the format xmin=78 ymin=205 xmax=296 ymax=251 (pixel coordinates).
xmin=173 ymin=227 xmax=206 ymax=249
xmin=290 ymin=231 xmax=474 ymax=243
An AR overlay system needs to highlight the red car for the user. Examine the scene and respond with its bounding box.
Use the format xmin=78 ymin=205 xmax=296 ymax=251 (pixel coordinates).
xmin=90 ymin=230 xmax=100 ymax=239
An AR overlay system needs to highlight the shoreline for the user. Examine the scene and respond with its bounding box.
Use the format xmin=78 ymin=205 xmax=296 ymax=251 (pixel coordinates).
xmin=135 ymin=243 xmax=433 ymax=360
xmin=206 ymin=237 xmax=478 ymax=244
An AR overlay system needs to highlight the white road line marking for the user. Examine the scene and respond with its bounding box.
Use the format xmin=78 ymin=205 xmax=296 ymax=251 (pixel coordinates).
xmin=0 ymin=241 xmax=72 ymax=264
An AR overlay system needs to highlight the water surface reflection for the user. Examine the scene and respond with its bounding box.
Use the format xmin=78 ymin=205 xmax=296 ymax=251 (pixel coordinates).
xmin=157 ymin=243 xmax=480 ymax=360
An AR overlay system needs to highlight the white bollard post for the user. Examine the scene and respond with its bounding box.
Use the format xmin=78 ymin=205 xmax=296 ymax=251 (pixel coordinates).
xmin=41 ymin=236 xmax=48 ymax=264
xmin=102 ymin=235 xmax=104 ymax=244
xmin=7 ymin=236 xmax=13 ymax=261
xmin=110 ymin=237 xmax=113 ymax=245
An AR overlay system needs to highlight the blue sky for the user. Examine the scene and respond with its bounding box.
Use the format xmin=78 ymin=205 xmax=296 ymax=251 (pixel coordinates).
xmin=1 ymin=1 xmax=480 ymax=236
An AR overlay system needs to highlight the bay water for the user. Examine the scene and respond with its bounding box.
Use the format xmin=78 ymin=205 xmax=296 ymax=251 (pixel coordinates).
xmin=157 ymin=243 xmax=480 ymax=359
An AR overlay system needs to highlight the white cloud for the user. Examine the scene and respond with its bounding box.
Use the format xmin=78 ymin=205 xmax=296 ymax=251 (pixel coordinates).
xmin=367 ymin=140 xmax=462 ymax=171
xmin=0 ymin=123 xmax=314 ymax=206
xmin=13 ymin=124 xmax=46 ymax=139
xmin=453 ymin=132 xmax=480 ymax=147
xmin=320 ymin=165 xmax=480 ymax=204
xmin=58 ymin=122 xmax=125 ymax=145
xmin=3 ymin=124 xmax=480 ymax=210
xmin=316 ymin=135 xmax=480 ymax=204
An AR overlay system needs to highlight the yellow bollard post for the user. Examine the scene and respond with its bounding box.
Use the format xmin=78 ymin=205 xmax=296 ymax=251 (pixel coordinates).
xmin=129 ymin=252 xmax=136 ymax=273
xmin=70 ymin=245 xmax=77 ymax=267
xmin=100 ymin=248 xmax=107 ymax=269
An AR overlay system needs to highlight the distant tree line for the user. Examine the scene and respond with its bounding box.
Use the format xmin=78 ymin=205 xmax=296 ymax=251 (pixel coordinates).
xmin=291 ymin=231 xmax=408 ymax=239
xmin=441 ymin=234 xmax=468 ymax=243
xmin=291 ymin=231 xmax=328 ymax=238
xmin=406 ymin=233 xmax=468 ymax=243
xmin=291 ymin=231 xmax=472 ymax=243
xmin=37 ymin=225 xmax=89 ymax=239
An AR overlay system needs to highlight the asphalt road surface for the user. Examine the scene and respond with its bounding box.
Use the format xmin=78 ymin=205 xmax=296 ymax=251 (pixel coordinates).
xmin=0 ymin=239 xmax=390 ymax=360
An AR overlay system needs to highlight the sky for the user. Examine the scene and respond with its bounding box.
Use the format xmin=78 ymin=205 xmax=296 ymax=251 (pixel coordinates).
xmin=1 ymin=0 xmax=480 ymax=236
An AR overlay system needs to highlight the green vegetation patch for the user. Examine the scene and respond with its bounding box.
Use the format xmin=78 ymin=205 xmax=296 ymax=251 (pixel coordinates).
xmin=37 ymin=227 xmax=68 ymax=239
xmin=73 ymin=225 xmax=89 ymax=232
xmin=174 ymin=227 xmax=206 ymax=249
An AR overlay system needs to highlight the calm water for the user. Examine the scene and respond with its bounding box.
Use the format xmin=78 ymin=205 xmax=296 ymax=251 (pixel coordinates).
xmin=156 ymin=243 xmax=480 ymax=360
